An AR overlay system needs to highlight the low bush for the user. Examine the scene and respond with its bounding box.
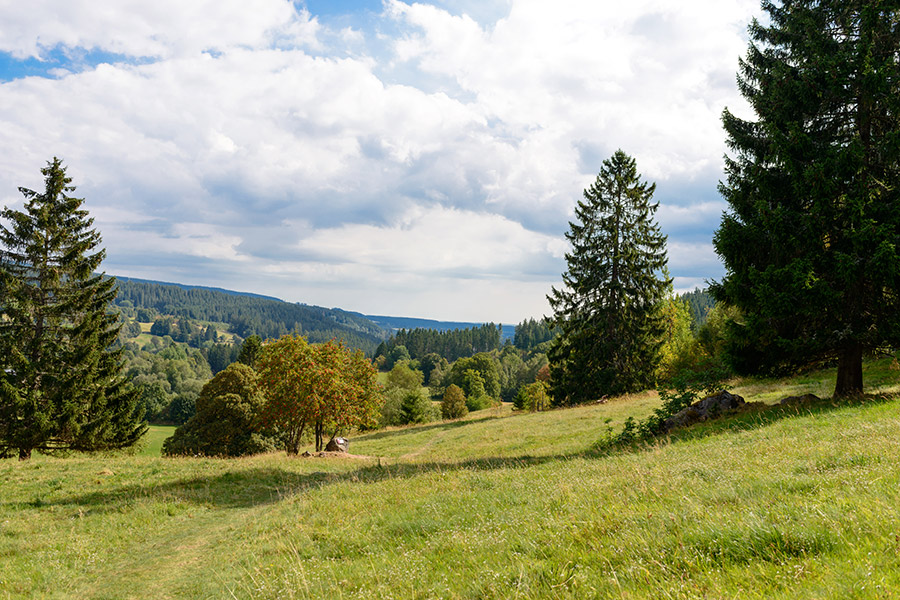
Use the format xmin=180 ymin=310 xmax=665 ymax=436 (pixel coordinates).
xmin=162 ymin=363 xmax=279 ymax=457
xmin=441 ymin=384 xmax=468 ymax=419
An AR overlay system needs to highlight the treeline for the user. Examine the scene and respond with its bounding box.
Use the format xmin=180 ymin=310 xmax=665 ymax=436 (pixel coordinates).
xmin=680 ymin=288 xmax=715 ymax=331
xmin=113 ymin=279 xmax=386 ymax=353
xmin=374 ymin=323 xmax=504 ymax=363
xmin=513 ymin=318 xmax=555 ymax=350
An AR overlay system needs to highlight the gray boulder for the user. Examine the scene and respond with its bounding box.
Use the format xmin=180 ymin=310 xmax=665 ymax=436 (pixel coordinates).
xmin=779 ymin=393 xmax=820 ymax=406
xmin=325 ymin=437 xmax=349 ymax=453
xmin=663 ymin=390 xmax=745 ymax=432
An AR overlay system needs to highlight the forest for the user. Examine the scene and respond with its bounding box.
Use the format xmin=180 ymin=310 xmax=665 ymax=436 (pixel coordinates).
xmin=113 ymin=278 xmax=386 ymax=351
xmin=108 ymin=275 xmax=660 ymax=432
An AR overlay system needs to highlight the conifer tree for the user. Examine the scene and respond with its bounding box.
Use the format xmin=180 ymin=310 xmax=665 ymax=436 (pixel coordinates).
xmin=712 ymin=2 xmax=900 ymax=397
xmin=0 ymin=158 xmax=145 ymax=460
xmin=548 ymin=150 xmax=669 ymax=404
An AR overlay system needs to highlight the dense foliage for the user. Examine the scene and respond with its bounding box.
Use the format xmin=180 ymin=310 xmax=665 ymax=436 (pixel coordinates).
xmin=679 ymin=288 xmax=715 ymax=332
xmin=161 ymin=363 xmax=276 ymax=457
xmin=513 ymin=318 xmax=555 ymax=351
xmin=0 ymin=159 xmax=145 ymax=460
xmin=256 ymin=335 xmax=381 ymax=453
xmin=440 ymin=384 xmax=468 ymax=420
xmin=548 ymin=150 xmax=670 ymax=404
xmin=113 ymin=279 xmax=385 ymax=353
xmin=444 ymin=353 xmax=501 ymax=405
xmin=124 ymin=343 xmax=212 ymax=424
xmin=713 ymin=1 xmax=900 ymax=397
xmin=375 ymin=323 xmax=502 ymax=364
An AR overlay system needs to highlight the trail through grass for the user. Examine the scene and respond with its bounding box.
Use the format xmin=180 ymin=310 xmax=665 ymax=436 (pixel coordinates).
xmin=3 ymin=360 xmax=900 ymax=598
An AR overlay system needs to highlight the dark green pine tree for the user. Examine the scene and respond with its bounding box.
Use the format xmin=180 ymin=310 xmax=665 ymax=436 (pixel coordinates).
xmin=712 ymin=2 xmax=900 ymax=397
xmin=547 ymin=150 xmax=669 ymax=405
xmin=0 ymin=158 xmax=146 ymax=460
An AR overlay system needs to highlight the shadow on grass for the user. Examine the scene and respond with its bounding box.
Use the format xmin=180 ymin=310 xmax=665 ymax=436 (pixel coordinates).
xmin=43 ymin=453 xmax=564 ymax=512
xmin=40 ymin=393 xmax=897 ymax=513
xmin=354 ymin=412 xmax=506 ymax=442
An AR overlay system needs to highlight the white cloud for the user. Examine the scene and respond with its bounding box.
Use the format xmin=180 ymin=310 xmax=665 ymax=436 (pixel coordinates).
xmin=294 ymin=204 xmax=566 ymax=276
xmin=0 ymin=0 xmax=761 ymax=321
xmin=0 ymin=0 xmax=320 ymax=59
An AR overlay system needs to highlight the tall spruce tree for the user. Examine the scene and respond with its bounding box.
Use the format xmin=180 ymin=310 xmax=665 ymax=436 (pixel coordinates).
xmin=712 ymin=2 xmax=900 ymax=397
xmin=0 ymin=158 xmax=145 ymax=460
xmin=547 ymin=150 xmax=669 ymax=405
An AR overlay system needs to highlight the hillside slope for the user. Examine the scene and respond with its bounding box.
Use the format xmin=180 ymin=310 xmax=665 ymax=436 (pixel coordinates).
xmin=3 ymin=367 xmax=900 ymax=599
xmin=112 ymin=276 xmax=388 ymax=351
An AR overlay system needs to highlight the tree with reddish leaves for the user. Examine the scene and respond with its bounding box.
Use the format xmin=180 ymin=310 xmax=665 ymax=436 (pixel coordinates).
xmin=256 ymin=335 xmax=381 ymax=454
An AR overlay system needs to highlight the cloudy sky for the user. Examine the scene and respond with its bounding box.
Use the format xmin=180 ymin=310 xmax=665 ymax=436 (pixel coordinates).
xmin=0 ymin=0 xmax=760 ymax=323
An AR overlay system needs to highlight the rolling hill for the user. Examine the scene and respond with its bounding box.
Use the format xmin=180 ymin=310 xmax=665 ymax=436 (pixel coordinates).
xmin=4 ymin=358 xmax=900 ymax=598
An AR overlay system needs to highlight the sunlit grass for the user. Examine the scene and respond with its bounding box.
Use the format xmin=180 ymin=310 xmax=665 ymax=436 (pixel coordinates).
xmin=138 ymin=425 xmax=177 ymax=457
xmin=2 ymin=360 xmax=900 ymax=599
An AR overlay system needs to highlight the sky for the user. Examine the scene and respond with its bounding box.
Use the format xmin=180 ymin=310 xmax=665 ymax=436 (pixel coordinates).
xmin=0 ymin=0 xmax=761 ymax=323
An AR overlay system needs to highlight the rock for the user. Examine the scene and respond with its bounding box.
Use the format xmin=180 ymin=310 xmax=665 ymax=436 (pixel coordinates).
xmin=779 ymin=393 xmax=820 ymax=406
xmin=325 ymin=437 xmax=349 ymax=453
xmin=663 ymin=390 xmax=745 ymax=432
xmin=301 ymin=451 xmax=312 ymax=457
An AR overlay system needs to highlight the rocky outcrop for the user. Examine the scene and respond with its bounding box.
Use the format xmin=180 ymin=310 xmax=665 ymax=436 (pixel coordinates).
xmin=663 ymin=390 xmax=745 ymax=432
xmin=325 ymin=437 xmax=349 ymax=453
xmin=779 ymin=393 xmax=820 ymax=406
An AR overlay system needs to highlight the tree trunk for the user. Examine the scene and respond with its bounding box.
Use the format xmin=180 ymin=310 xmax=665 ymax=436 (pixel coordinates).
xmin=834 ymin=343 xmax=863 ymax=398
xmin=18 ymin=448 xmax=31 ymax=461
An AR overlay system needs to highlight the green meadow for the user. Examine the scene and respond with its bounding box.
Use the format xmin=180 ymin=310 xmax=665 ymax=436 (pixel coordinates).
xmin=2 ymin=359 xmax=900 ymax=599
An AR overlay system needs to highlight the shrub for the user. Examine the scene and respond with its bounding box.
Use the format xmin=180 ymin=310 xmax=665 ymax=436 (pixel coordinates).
xmin=380 ymin=388 xmax=439 ymax=426
xmin=162 ymin=363 xmax=278 ymax=457
xmin=513 ymin=381 xmax=550 ymax=412
xmin=400 ymin=389 xmax=439 ymax=424
xmin=441 ymin=384 xmax=468 ymax=419
xmin=466 ymin=392 xmax=494 ymax=412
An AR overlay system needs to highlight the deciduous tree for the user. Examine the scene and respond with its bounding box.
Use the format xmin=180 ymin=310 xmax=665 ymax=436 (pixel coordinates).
xmin=161 ymin=362 xmax=275 ymax=457
xmin=256 ymin=335 xmax=381 ymax=453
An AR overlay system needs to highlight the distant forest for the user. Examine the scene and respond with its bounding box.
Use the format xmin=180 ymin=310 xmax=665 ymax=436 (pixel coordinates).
xmin=680 ymin=288 xmax=715 ymax=331
xmin=113 ymin=279 xmax=386 ymax=352
xmin=375 ymin=323 xmax=504 ymax=363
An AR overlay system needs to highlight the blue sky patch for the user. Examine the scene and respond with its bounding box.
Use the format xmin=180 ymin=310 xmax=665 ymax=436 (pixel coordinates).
xmin=0 ymin=47 xmax=154 ymax=82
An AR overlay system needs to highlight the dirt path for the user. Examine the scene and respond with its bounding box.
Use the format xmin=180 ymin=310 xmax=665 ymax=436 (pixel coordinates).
xmin=399 ymin=429 xmax=449 ymax=460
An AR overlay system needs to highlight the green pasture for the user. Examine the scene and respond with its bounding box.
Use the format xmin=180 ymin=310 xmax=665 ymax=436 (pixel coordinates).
xmin=2 ymin=360 xmax=900 ymax=599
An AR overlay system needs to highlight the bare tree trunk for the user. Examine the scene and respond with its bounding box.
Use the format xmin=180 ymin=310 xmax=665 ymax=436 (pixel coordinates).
xmin=834 ymin=343 xmax=863 ymax=398
xmin=315 ymin=421 xmax=324 ymax=452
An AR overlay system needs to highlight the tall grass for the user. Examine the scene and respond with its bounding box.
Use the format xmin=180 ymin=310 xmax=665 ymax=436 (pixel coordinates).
xmin=2 ymin=361 xmax=899 ymax=599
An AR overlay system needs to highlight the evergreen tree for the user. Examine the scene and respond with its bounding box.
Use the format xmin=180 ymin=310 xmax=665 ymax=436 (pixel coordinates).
xmin=547 ymin=150 xmax=669 ymax=404
xmin=238 ymin=334 xmax=263 ymax=367
xmin=712 ymin=2 xmax=900 ymax=396
xmin=0 ymin=158 xmax=145 ymax=460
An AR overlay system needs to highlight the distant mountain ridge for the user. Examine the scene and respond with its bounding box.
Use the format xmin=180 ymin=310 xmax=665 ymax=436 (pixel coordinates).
xmin=110 ymin=275 xmax=516 ymax=346
xmin=110 ymin=276 xmax=387 ymax=352
xmin=114 ymin=275 xmax=283 ymax=303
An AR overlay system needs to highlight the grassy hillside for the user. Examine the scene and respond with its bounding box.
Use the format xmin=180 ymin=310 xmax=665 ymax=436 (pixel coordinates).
xmin=2 ymin=361 xmax=900 ymax=599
